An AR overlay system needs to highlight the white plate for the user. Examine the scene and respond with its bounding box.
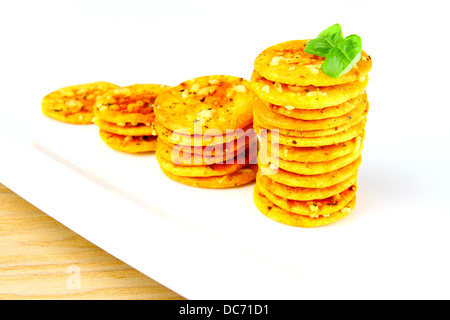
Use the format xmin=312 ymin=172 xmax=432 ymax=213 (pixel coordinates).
xmin=1 ymin=0 xmax=450 ymax=299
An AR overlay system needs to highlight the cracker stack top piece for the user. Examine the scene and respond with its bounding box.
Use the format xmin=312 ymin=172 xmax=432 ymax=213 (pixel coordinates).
xmin=154 ymin=75 xmax=259 ymax=135
xmin=254 ymin=40 xmax=372 ymax=87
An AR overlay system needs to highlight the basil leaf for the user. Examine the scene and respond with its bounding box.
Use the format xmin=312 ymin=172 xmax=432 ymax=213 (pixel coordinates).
xmin=304 ymin=23 xmax=344 ymax=57
xmin=304 ymin=38 xmax=333 ymax=57
xmin=303 ymin=23 xmax=363 ymax=78
xmin=338 ymin=34 xmax=362 ymax=62
xmin=321 ymin=35 xmax=362 ymax=78
xmin=317 ymin=23 xmax=344 ymax=45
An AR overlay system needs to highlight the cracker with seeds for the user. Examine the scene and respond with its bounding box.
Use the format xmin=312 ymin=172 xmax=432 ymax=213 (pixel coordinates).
xmin=42 ymin=81 xmax=119 ymax=124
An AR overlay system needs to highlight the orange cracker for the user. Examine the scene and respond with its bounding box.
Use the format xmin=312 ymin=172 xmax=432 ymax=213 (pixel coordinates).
xmin=253 ymin=185 xmax=356 ymax=228
xmin=42 ymin=81 xmax=119 ymax=124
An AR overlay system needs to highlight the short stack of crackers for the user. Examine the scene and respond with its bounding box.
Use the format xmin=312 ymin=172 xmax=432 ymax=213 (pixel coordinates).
xmin=93 ymin=84 xmax=170 ymax=153
xmin=251 ymin=40 xmax=372 ymax=227
xmin=153 ymin=75 xmax=260 ymax=189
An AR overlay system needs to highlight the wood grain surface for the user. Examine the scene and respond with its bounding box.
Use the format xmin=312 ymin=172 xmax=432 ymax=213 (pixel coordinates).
xmin=0 ymin=183 xmax=185 ymax=300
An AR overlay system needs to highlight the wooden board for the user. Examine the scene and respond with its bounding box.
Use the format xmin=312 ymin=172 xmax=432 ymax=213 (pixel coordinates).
xmin=0 ymin=183 xmax=184 ymax=300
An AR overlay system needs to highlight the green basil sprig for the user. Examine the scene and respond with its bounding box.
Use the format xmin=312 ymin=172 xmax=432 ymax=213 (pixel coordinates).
xmin=304 ymin=24 xmax=362 ymax=78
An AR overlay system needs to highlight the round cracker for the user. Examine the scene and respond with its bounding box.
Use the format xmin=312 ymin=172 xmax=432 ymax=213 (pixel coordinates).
xmin=257 ymin=175 xmax=357 ymax=217
xmin=94 ymin=118 xmax=157 ymax=136
xmin=156 ymin=138 xmax=249 ymax=166
xmin=154 ymin=75 xmax=260 ymax=135
xmin=256 ymin=119 xmax=366 ymax=147
xmin=259 ymin=172 xmax=358 ymax=201
xmin=158 ymin=126 xmax=257 ymax=158
xmin=268 ymin=93 xmax=367 ymax=120
xmin=42 ymin=81 xmax=120 ymax=124
xmin=258 ymin=156 xmax=361 ymax=188
xmin=43 ymin=111 xmax=96 ymax=125
xmin=160 ymin=164 xmax=257 ymax=189
xmin=94 ymin=84 xmax=170 ymax=123
xmin=155 ymin=122 xmax=256 ymax=147
xmin=253 ymin=95 xmax=367 ymax=131
xmin=156 ymin=148 xmax=252 ymax=177
xmin=259 ymin=139 xmax=363 ymax=175
xmin=95 ymin=109 xmax=156 ymax=125
xmin=255 ymin=112 xmax=366 ymax=138
xmin=261 ymin=135 xmax=363 ymax=163
xmin=254 ymin=39 xmax=372 ymax=86
xmin=250 ymin=70 xmax=368 ymax=109
xmin=98 ymin=129 xmax=157 ymax=153
xmin=253 ymin=185 xmax=356 ymax=228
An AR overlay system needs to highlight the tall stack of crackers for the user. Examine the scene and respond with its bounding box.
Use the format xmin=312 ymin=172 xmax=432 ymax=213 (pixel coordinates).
xmin=251 ymin=40 xmax=372 ymax=227
xmin=93 ymin=84 xmax=170 ymax=153
xmin=153 ymin=75 xmax=260 ymax=189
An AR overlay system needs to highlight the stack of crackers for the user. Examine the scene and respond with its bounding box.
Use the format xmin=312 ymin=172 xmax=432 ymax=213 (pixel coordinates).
xmin=153 ymin=75 xmax=260 ymax=189
xmin=251 ymin=40 xmax=372 ymax=227
xmin=93 ymin=84 xmax=170 ymax=153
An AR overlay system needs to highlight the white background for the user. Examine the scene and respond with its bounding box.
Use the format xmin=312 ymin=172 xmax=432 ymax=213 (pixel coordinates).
xmin=1 ymin=0 xmax=450 ymax=299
